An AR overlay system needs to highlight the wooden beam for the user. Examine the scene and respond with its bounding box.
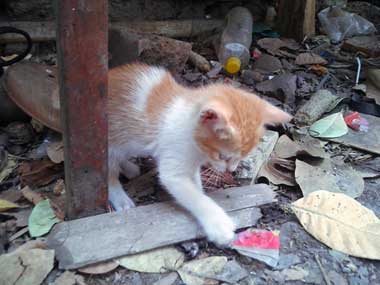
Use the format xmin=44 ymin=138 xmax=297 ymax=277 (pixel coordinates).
xmin=0 ymin=20 xmax=224 ymax=44
xmin=47 ymin=184 xmax=276 ymax=269
xmin=277 ymin=0 xmax=316 ymax=41
xmin=56 ymin=0 xmax=108 ymax=219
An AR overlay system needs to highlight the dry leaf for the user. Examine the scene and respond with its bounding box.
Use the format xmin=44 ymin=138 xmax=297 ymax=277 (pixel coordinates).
xmin=309 ymin=113 xmax=348 ymax=138
xmin=118 ymin=247 xmax=185 ymax=273
xmin=0 ymin=157 xmax=17 ymax=183
xmin=18 ymin=159 xmax=63 ymax=188
xmin=0 ymin=188 xmax=23 ymax=203
xmin=49 ymin=271 xmax=85 ymax=285
xmin=273 ymin=135 xmax=327 ymax=159
xmin=257 ymin=157 xmax=296 ymax=186
xmin=47 ymin=141 xmax=64 ymax=163
xmin=78 ymin=260 xmax=119 ymax=274
xmin=0 ymin=248 xmax=54 ymax=285
xmin=21 ymin=186 xmax=44 ymax=205
xmin=0 ymin=199 xmax=19 ymax=212
xmin=292 ymin=191 xmax=380 ymax=260
xmin=295 ymin=53 xmax=328 ymax=65
xmin=295 ymin=159 xmax=364 ymax=198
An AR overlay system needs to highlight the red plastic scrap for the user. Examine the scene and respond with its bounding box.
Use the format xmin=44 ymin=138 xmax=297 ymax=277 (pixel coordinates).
xmin=233 ymin=229 xmax=280 ymax=249
xmin=344 ymin=112 xmax=369 ymax=132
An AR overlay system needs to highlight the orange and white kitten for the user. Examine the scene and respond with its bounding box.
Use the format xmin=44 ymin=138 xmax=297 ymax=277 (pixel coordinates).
xmin=108 ymin=63 xmax=291 ymax=245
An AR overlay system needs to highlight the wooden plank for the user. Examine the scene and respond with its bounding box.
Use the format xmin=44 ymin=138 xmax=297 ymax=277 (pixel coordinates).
xmin=328 ymin=114 xmax=380 ymax=155
xmin=0 ymin=20 xmax=224 ymax=44
xmin=47 ymin=184 xmax=276 ymax=269
xmin=56 ymin=0 xmax=108 ymax=219
xmin=277 ymin=0 xmax=315 ymax=41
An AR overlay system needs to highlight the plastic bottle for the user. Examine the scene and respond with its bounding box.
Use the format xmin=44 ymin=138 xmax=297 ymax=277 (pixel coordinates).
xmin=218 ymin=7 xmax=253 ymax=74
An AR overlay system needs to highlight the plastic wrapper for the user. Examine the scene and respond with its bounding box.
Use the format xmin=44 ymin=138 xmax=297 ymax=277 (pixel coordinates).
xmin=318 ymin=7 xmax=377 ymax=43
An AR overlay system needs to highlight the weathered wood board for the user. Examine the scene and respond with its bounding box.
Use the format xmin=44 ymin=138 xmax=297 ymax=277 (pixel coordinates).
xmin=47 ymin=184 xmax=276 ymax=269
xmin=327 ymin=114 xmax=380 ymax=155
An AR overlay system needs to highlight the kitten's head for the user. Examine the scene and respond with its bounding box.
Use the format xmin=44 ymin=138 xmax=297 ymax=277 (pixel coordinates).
xmin=194 ymin=85 xmax=291 ymax=172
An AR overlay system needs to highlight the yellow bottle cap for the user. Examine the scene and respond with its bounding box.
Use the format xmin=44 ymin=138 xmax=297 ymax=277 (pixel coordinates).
xmin=225 ymin=57 xmax=241 ymax=74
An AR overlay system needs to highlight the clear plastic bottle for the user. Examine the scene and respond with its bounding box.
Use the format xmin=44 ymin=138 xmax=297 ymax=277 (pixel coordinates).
xmin=218 ymin=7 xmax=253 ymax=74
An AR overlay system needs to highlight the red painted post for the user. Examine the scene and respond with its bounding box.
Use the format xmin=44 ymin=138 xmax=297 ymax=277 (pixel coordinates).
xmin=56 ymin=0 xmax=108 ymax=219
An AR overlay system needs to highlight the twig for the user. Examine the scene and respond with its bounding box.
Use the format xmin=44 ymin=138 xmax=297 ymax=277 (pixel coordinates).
xmin=315 ymin=254 xmax=332 ymax=285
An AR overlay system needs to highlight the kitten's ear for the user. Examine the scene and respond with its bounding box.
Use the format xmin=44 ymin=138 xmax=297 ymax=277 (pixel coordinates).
xmin=263 ymin=102 xmax=292 ymax=125
xmin=200 ymin=108 xmax=233 ymax=140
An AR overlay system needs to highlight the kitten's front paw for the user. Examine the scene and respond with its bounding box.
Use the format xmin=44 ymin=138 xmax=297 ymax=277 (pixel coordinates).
xmin=201 ymin=209 xmax=235 ymax=246
xmin=108 ymin=187 xmax=136 ymax=211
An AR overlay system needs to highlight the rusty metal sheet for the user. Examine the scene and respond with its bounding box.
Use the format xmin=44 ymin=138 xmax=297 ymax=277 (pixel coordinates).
xmin=56 ymin=0 xmax=108 ymax=219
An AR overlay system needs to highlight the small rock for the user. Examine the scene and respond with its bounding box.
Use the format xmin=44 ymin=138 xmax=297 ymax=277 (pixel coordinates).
xmin=329 ymin=249 xmax=349 ymax=263
xmin=241 ymin=70 xmax=264 ymax=85
xmin=253 ymin=54 xmax=282 ymax=74
xmin=276 ymin=254 xmax=301 ymax=270
xmin=328 ymin=271 xmax=348 ymax=285
xmin=349 ymin=276 xmax=370 ymax=285
xmin=152 ymin=272 xmax=178 ymax=285
xmin=180 ymin=241 xmax=199 ymax=259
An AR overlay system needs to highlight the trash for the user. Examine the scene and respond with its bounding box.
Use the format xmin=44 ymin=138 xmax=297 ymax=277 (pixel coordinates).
xmin=294 ymin=89 xmax=341 ymax=126
xmin=28 ymin=199 xmax=60 ymax=237
xmin=0 ymin=199 xmax=19 ymax=212
xmin=292 ymin=190 xmax=380 ymax=260
xmin=252 ymin=53 xmax=282 ymax=74
xmin=78 ymin=260 xmax=119 ymax=274
xmin=327 ymin=114 xmax=380 ymax=155
xmin=188 ymin=51 xmax=211 ymax=73
xmin=0 ymin=248 xmax=54 ymax=285
xmin=217 ymin=7 xmax=252 ymax=74
xmin=318 ymin=6 xmax=377 ymax=43
xmin=232 ymin=229 xmax=280 ymax=267
xmin=295 ymin=53 xmax=328 ymax=66
xmin=342 ymin=35 xmax=380 ymax=57
xmin=255 ymin=74 xmax=297 ymax=106
xmin=295 ymin=159 xmax=364 ymax=198
xmin=118 ymin=247 xmax=185 ymax=273
xmin=49 ymin=271 xmax=85 ymax=285
xmin=257 ymin=156 xmax=296 ymax=186
xmin=344 ymin=112 xmax=369 ymax=132
xmin=309 ymin=113 xmax=348 ymax=138
xmin=206 ymin=61 xmax=223 ymax=78
xmin=18 ymin=159 xmax=63 ymax=188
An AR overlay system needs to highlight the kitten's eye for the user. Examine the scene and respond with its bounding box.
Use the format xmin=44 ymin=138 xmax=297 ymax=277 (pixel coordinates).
xmin=219 ymin=153 xmax=228 ymax=160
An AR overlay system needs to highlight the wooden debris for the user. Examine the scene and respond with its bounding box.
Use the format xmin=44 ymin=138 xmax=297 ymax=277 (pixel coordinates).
xmin=47 ymin=184 xmax=276 ymax=269
xmin=0 ymin=20 xmax=224 ymax=43
xmin=328 ymin=114 xmax=380 ymax=155
xmin=188 ymin=51 xmax=211 ymax=73
xmin=294 ymin=90 xmax=340 ymax=126
xmin=277 ymin=0 xmax=316 ymax=41
xmin=236 ymin=130 xmax=279 ymax=181
xmin=342 ymin=36 xmax=380 ymax=57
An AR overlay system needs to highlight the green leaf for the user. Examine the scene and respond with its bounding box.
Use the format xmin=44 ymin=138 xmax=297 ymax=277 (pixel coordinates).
xmin=28 ymin=199 xmax=60 ymax=237
xmin=309 ymin=113 xmax=348 ymax=138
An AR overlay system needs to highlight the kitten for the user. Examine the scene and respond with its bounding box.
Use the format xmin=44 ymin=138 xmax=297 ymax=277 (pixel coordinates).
xmin=108 ymin=63 xmax=291 ymax=245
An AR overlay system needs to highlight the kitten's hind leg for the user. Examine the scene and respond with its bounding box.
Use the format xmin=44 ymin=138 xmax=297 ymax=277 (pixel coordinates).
xmin=120 ymin=160 xmax=141 ymax=179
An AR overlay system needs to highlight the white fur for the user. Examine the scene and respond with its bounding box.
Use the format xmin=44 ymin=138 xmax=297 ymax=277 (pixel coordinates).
xmin=108 ymin=67 xmax=236 ymax=245
xmin=134 ymin=67 xmax=166 ymax=111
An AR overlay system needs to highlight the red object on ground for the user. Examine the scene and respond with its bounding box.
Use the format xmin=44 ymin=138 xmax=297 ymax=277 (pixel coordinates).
xmin=233 ymin=229 xmax=280 ymax=249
